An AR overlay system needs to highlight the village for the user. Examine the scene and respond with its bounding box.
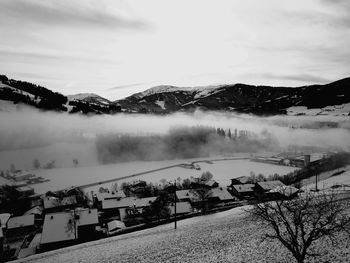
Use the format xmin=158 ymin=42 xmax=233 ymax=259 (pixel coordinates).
xmin=0 ymin=151 xmax=349 ymax=262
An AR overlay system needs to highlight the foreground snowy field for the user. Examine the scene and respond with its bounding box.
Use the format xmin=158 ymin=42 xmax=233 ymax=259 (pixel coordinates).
xmin=15 ymin=206 xmax=350 ymax=263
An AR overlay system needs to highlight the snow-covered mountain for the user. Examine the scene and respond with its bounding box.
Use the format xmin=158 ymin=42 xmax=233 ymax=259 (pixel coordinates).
xmin=1 ymin=73 xmax=350 ymax=116
xmin=115 ymin=78 xmax=350 ymax=115
xmin=0 ymin=75 xmax=120 ymax=114
xmin=67 ymin=93 xmax=111 ymax=105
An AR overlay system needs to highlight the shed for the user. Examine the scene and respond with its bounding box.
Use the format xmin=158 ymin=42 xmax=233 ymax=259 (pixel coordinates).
xmin=168 ymin=202 xmax=192 ymax=215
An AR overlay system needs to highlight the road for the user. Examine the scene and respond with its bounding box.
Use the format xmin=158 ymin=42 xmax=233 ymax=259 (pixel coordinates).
xmin=78 ymin=157 xmax=250 ymax=190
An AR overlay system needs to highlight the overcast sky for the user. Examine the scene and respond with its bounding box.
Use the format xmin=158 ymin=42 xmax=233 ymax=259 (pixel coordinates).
xmin=0 ymin=0 xmax=349 ymax=100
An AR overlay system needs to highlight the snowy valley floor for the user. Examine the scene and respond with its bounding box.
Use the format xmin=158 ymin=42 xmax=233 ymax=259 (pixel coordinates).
xmin=15 ymin=206 xmax=350 ymax=263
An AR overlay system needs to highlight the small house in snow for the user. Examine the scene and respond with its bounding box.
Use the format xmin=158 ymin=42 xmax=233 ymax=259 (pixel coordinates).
xmin=40 ymin=208 xmax=99 ymax=250
xmin=230 ymin=184 xmax=255 ymax=199
xmin=101 ymin=197 xmax=157 ymax=221
xmin=230 ymin=176 xmax=252 ymax=185
xmin=254 ymin=180 xmax=285 ymax=199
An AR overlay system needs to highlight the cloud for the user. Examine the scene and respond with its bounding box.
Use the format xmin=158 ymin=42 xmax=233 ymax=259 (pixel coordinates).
xmin=0 ymin=50 xmax=119 ymax=65
xmin=259 ymin=73 xmax=332 ymax=85
xmin=0 ymin=0 xmax=149 ymax=30
xmin=108 ymin=82 xmax=154 ymax=91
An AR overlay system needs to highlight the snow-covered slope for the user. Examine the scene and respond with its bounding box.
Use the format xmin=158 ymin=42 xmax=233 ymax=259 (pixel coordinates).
xmin=68 ymin=93 xmax=111 ymax=105
xmin=116 ymin=77 xmax=350 ymax=115
xmin=287 ymin=103 xmax=350 ymax=116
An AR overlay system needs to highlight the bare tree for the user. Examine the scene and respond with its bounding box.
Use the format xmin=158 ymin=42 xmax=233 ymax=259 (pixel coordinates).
xmin=33 ymin=158 xmax=40 ymax=169
xmin=248 ymin=191 xmax=350 ymax=263
xmin=193 ymin=188 xmax=212 ymax=213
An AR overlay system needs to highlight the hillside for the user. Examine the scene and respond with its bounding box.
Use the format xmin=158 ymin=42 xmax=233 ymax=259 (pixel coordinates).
xmin=115 ymin=78 xmax=350 ymax=115
xmin=0 ymin=75 xmax=120 ymax=114
xmin=15 ymin=206 xmax=350 ymax=263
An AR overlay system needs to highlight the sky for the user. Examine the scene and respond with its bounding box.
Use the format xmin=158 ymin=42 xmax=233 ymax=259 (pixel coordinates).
xmin=0 ymin=0 xmax=350 ymax=100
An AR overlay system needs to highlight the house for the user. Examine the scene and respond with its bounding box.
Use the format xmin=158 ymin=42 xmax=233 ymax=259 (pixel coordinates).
xmin=254 ymin=180 xmax=285 ymax=199
xmin=93 ymin=190 xmax=126 ymax=209
xmin=40 ymin=212 xmax=76 ymax=249
xmin=75 ymin=208 xmax=99 ymax=241
xmin=95 ymin=191 xmax=126 ymax=202
xmin=9 ymin=170 xmax=35 ymax=182
xmin=43 ymin=195 xmax=77 ymax=212
xmin=101 ymin=197 xmax=157 ymax=221
xmin=230 ymin=184 xmax=255 ymax=199
xmin=176 ymin=190 xmax=199 ymax=203
xmin=190 ymin=178 xmax=219 ymax=189
xmin=15 ymin=186 xmax=35 ymax=197
xmin=230 ymin=176 xmax=252 ymax=185
xmin=168 ymin=201 xmax=192 ymax=215
xmin=40 ymin=208 xmax=99 ymax=250
xmin=269 ymin=185 xmax=299 ymax=199
xmin=208 ymin=187 xmax=236 ymax=204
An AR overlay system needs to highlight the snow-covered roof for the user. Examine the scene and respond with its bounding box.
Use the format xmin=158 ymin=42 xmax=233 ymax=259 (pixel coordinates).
xmin=209 ymin=187 xmax=235 ymax=201
xmin=95 ymin=191 xmax=126 ymax=202
xmin=102 ymin=197 xmax=157 ymax=210
xmin=176 ymin=190 xmax=198 ymax=201
xmin=256 ymin=181 xmax=285 ymax=191
xmin=7 ymin=214 xmax=35 ymax=229
xmin=269 ymin=185 xmax=299 ymax=197
xmin=107 ymin=220 xmax=126 ymax=232
xmin=0 ymin=213 xmax=11 ymax=228
xmin=41 ymin=209 xmax=98 ymax=245
xmin=24 ymin=206 xmax=43 ymax=215
xmin=75 ymin=208 xmax=98 ymax=226
xmin=41 ymin=212 xmax=76 ymax=244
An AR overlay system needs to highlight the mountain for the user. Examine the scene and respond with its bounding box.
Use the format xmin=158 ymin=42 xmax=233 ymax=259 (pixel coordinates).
xmin=67 ymin=93 xmax=111 ymax=105
xmin=1 ymin=73 xmax=350 ymax=116
xmin=115 ymin=78 xmax=350 ymax=116
xmin=0 ymin=75 xmax=120 ymax=114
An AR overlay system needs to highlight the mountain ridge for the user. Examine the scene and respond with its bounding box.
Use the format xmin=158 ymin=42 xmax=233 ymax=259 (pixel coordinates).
xmin=1 ymin=74 xmax=350 ymax=116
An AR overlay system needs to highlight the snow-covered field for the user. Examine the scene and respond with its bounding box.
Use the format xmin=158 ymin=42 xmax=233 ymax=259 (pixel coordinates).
xmin=28 ymin=158 xmax=297 ymax=194
xmin=15 ymin=205 xmax=350 ymax=263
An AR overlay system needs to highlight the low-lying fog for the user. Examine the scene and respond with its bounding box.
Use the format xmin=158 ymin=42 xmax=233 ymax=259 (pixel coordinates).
xmin=0 ymin=106 xmax=350 ymax=170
